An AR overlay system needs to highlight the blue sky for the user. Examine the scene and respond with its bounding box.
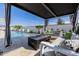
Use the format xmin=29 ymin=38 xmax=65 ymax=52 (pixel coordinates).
xmin=0 ymin=3 xmax=73 ymax=26
xmin=48 ymin=15 xmax=70 ymax=25
xmin=0 ymin=4 xmax=5 ymax=18
xmin=11 ymin=5 xmax=45 ymax=26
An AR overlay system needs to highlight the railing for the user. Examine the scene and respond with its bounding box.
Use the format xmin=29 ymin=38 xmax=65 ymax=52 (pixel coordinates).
xmin=40 ymin=42 xmax=79 ymax=56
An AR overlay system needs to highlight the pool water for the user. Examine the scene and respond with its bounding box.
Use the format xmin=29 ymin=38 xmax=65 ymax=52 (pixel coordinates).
xmin=11 ymin=31 xmax=31 ymax=38
xmin=11 ymin=31 xmax=40 ymax=44
xmin=11 ymin=31 xmax=38 ymax=38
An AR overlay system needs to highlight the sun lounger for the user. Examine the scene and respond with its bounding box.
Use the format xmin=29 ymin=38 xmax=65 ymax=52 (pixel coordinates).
xmin=40 ymin=37 xmax=65 ymax=55
xmin=39 ymin=37 xmax=79 ymax=56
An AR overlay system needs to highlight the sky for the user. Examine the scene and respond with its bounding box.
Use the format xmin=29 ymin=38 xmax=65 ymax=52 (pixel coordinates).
xmin=0 ymin=3 xmax=77 ymax=26
xmin=48 ymin=15 xmax=70 ymax=25
xmin=0 ymin=4 xmax=5 ymax=25
xmin=11 ymin=5 xmax=45 ymax=26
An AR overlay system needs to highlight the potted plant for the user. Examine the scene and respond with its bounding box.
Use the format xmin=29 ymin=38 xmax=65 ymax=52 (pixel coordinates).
xmin=64 ymin=32 xmax=72 ymax=40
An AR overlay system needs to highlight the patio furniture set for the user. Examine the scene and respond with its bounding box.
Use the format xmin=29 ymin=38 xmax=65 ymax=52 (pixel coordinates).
xmin=28 ymin=32 xmax=79 ymax=56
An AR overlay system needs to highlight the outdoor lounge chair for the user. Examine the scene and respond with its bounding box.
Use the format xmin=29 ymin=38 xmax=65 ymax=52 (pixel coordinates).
xmin=39 ymin=37 xmax=65 ymax=56
xmin=39 ymin=36 xmax=79 ymax=56
xmin=40 ymin=40 xmax=79 ymax=56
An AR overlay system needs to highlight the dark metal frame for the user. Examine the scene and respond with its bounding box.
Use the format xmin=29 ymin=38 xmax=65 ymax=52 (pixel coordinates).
xmin=44 ymin=19 xmax=48 ymax=31
xmin=72 ymin=5 xmax=78 ymax=32
xmin=5 ymin=3 xmax=11 ymax=47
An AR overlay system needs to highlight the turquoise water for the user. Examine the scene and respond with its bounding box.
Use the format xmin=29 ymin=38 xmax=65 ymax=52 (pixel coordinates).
xmin=9 ymin=31 xmax=39 ymax=45
xmin=11 ymin=31 xmax=32 ymax=44
xmin=11 ymin=31 xmax=31 ymax=38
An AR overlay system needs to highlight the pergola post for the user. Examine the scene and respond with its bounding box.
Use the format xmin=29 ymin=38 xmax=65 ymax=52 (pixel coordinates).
xmin=5 ymin=3 xmax=11 ymax=47
xmin=72 ymin=13 xmax=76 ymax=32
xmin=44 ymin=19 xmax=48 ymax=31
xmin=72 ymin=5 xmax=79 ymax=32
xmin=75 ymin=5 xmax=79 ymax=32
xmin=41 ymin=3 xmax=56 ymax=32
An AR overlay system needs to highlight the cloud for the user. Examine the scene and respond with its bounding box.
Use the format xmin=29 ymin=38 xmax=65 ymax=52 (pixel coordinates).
xmin=65 ymin=21 xmax=70 ymax=24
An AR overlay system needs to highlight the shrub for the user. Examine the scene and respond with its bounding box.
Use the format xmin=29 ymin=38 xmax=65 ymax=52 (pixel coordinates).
xmin=64 ymin=32 xmax=72 ymax=39
xmin=45 ymin=29 xmax=53 ymax=34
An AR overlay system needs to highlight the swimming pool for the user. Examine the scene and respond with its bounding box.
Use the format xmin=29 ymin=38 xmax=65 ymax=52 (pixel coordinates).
xmin=11 ymin=31 xmax=40 ymax=44
xmin=11 ymin=31 xmax=27 ymax=38
xmin=11 ymin=31 xmax=39 ymax=38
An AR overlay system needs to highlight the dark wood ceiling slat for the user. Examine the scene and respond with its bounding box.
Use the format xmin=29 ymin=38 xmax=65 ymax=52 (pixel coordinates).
xmin=11 ymin=3 xmax=78 ymax=19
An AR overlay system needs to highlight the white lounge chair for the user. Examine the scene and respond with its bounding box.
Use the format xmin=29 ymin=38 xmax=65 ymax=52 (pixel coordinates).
xmin=40 ymin=37 xmax=65 ymax=56
xmin=40 ymin=37 xmax=79 ymax=56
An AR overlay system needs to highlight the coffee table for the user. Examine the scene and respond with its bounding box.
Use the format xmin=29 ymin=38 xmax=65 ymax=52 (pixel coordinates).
xmin=28 ymin=35 xmax=51 ymax=50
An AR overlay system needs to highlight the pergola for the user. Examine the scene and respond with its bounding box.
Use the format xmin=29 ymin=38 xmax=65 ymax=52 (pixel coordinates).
xmin=5 ymin=3 xmax=79 ymax=47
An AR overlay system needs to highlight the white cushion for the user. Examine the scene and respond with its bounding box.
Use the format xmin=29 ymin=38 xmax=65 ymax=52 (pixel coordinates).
xmin=51 ymin=37 xmax=65 ymax=46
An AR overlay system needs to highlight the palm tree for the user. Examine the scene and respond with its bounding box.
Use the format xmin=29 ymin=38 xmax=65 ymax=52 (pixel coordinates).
xmin=57 ymin=18 xmax=64 ymax=25
xmin=35 ymin=25 xmax=43 ymax=34
xmin=13 ymin=25 xmax=23 ymax=31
